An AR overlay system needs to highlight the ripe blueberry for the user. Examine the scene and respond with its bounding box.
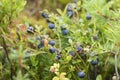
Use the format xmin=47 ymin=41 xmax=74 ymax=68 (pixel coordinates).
xmin=49 ymin=40 xmax=55 ymax=46
xmin=38 ymin=40 xmax=44 ymax=49
xmin=69 ymin=51 xmax=75 ymax=56
xmin=78 ymin=71 xmax=85 ymax=78
xmin=91 ymin=59 xmax=98 ymax=65
xmin=86 ymin=14 xmax=92 ymax=20
xmin=38 ymin=43 xmax=44 ymax=49
xmin=41 ymin=12 xmax=48 ymax=18
xmin=67 ymin=11 xmax=73 ymax=18
xmin=48 ymin=23 xmax=55 ymax=29
xmin=49 ymin=47 xmax=55 ymax=53
xmin=67 ymin=5 xmax=72 ymax=11
xmin=62 ymin=29 xmax=68 ymax=35
xmin=55 ymin=54 xmax=61 ymax=60
xmin=77 ymin=46 xmax=82 ymax=52
xmin=27 ymin=26 xmax=34 ymax=33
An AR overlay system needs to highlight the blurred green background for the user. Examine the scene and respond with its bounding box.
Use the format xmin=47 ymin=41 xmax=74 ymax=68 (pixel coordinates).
xmin=24 ymin=0 xmax=75 ymax=20
xmin=18 ymin=0 xmax=78 ymax=28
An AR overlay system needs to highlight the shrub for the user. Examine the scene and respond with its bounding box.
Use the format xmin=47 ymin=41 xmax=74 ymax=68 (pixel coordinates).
xmin=0 ymin=0 xmax=120 ymax=80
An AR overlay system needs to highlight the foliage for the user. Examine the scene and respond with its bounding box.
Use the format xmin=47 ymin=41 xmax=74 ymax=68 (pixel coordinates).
xmin=0 ymin=0 xmax=120 ymax=80
xmin=0 ymin=0 xmax=26 ymax=32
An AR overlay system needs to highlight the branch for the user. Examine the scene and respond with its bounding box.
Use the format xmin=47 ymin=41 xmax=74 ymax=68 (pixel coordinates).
xmin=1 ymin=36 xmax=10 ymax=62
xmin=1 ymin=35 xmax=13 ymax=80
xmin=97 ymin=11 xmax=120 ymax=21
xmin=114 ymin=51 xmax=120 ymax=80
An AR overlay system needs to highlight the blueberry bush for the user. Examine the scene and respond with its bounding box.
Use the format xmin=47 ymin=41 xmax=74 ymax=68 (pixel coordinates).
xmin=0 ymin=0 xmax=120 ymax=80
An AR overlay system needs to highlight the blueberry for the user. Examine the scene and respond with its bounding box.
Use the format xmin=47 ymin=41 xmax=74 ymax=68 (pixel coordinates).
xmin=91 ymin=59 xmax=98 ymax=65
xmin=77 ymin=46 xmax=82 ymax=52
xmin=62 ymin=29 xmax=69 ymax=35
xmin=38 ymin=40 xmax=44 ymax=49
xmin=38 ymin=43 xmax=44 ymax=49
xmin=48 ymin=23 xmax=55 ymax=29
xmin=93 ymin=35 xmax=98 ymax=40
xmin=78 ymin=71 xmax=85 ymax=78
xmin=49 ymin=40 xmax=55 ymax=46
xmin=67 ymin=11 xmax=73 ymax=18
xmin=27 ymin=26 xmax=34 ymax=33
xmin=86 ymin=14 xmax=92 ymax=20
xmin=67 ymin=5 xmax=72 ymax=11
xmin=69 ymin=51 xmax=75 ymax=56
xmin=41 ymin=13 xmax=48 ymax=18
xmin=49 ymin=47 xmax=55 ymax=53
xmin=55 ymin=54 xmax=61 ymax=60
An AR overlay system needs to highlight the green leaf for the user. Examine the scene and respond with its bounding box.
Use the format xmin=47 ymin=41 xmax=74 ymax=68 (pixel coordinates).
xmin=52 ymin=77 xmax=59 ymax=80
xmin=56 ymin=9 xmax=63 ymax=15
xmin=96 ymin=74 xmax=102 ymax=80
xmin=68 ymin=38 xmax=73 ymax=44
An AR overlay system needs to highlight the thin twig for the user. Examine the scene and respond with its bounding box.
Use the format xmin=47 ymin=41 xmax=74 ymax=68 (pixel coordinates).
xmin=97 ymin=11 xmax=120 ymax=21
xmin=1 ymin=36 xmax=10 ymax=62
xmin=114 ymin=51 xmax=120 ymax=80
xmin=1 ymin=36 xmax=13 ymax=80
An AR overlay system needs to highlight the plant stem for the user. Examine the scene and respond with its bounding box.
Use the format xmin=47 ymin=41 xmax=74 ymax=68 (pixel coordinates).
xmin=1 ymin=36 xmax=13 ymax=80
xmin=72 ymin=72 xmax=78 ymax=80
xmin=57 ymin=33 xmax=62 ymax=50
xmin=55 ymin=27 xmax=62 ymax=50
xmin=115 ymin=51 xmax=119 ymax=80
xmin=77 ymin=53 xmax=86 ymax=67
